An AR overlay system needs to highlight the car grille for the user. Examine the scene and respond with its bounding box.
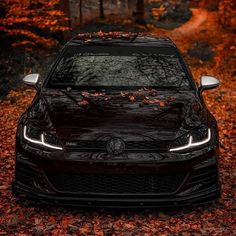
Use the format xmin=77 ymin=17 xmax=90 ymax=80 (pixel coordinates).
xmin=187 ymin=165 xmax=218 ymax=189
xmin=65 ymin=140 xmax=168 ymax=151
xmin=46 ymin=173 xmax=185 ymax=194
xmin=16 ymin=161 xmax=50 ymax=192
xmin=16 ymin=161 xmax=42 ymax=185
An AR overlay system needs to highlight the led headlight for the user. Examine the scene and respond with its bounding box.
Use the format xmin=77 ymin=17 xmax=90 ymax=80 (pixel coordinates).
xmin=23 ymin=125 xmax=63 ymax=150
xmin=169 ymin=128 xmax=211 ymax=152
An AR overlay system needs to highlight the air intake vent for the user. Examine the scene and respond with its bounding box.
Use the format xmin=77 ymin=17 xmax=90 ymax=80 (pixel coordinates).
xmin=46 ymin=173 xmax=185 ymax=195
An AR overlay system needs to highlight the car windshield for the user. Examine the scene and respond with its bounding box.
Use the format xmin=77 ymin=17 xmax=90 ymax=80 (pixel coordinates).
xmin=47 ymin=46 xmax=191 ymax=90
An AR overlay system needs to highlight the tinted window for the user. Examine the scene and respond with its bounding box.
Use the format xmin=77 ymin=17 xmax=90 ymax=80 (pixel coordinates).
xmin=48 ymin=46 xmax=191 ymax=90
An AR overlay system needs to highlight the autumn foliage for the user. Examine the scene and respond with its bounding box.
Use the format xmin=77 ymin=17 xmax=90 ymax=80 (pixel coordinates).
xmin=218 ymin=0 xmax=236 ymax=29
xmin=0 ymin=1 xmax=236 ymax=235
xmin=0 ymin=0 xmax=69 ymax=49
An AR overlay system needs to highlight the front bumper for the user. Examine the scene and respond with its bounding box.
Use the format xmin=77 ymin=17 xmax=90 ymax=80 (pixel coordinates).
xmin=13 ymin=181 xmax=220 ymax=208
xmin=13 ymin=146 xmax=221 ymax=208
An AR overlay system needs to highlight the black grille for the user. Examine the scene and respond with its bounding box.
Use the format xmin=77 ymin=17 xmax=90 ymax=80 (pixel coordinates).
xmin=187 ymin=165 xmax=218 ymax=188
xmin=46 ymin=173 xmax=185 ymax=194
xmin=16 ymin=158 xmax=55 ymax=194
xmin=126 ymin=141 xmax=167 ymax=150
xmin=16 ymin=161 xmax=46 ymax=188
xmin=16 ymin=162 xmax=40 ymax=181
xmin=66 ymin=140 xmax=168 ymax=151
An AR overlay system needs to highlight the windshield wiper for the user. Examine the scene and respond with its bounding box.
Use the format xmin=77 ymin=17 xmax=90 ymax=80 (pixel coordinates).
xmin=60 ymin=87 xmax=78 ymax=105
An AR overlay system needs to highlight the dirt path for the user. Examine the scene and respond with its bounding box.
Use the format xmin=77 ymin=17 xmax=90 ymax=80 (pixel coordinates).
xmin=151 ymin=8 xmax=209 ymax=39
xmin=172 ymin=8 xmax=208 ymax=36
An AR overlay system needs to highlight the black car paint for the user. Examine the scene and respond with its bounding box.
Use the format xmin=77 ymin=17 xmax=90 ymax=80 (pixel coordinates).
xmin=13 ymin=36 xmax=220 ymax=207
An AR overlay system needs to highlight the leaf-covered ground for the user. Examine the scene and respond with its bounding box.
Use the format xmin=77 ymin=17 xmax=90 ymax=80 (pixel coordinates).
xmin=0 ymin=9 xmax=235 ymax=235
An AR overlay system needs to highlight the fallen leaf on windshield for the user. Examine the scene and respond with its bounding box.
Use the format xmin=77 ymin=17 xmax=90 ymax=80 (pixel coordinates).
xmin=81 ymin=91 xmax=90 ymax=97
xmin=78 ymin=99 xmax=89 ymax=106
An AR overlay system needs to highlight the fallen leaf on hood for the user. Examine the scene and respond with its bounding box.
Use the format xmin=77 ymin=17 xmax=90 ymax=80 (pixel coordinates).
xmin=142 ymin=99 xmax=165 ymax=107
xmin=78 ymin=99 xmax=89 ymax=106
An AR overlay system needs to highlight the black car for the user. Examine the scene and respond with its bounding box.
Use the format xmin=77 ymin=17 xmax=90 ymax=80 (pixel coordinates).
xmin=13 ymin=34 xmax=221 ymax=207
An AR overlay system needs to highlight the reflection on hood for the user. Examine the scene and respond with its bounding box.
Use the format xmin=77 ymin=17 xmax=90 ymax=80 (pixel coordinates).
xmin=27 ymin=89 xmax=208 ymax=142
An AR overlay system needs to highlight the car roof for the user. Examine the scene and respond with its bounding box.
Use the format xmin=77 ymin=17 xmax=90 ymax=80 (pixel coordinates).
xmin=65 ymin=32 xmax=177 ymax=48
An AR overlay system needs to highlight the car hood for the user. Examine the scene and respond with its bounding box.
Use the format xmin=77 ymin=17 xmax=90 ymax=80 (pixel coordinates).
xmin=29 ymin=89 xmax=207 ymax=142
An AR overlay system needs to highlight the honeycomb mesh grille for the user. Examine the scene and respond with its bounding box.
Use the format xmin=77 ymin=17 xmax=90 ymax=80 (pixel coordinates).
xmin=47 ymin=173 xmax=185 ymax=194
xmin=66 ymin=140 xmax=168 ymax=151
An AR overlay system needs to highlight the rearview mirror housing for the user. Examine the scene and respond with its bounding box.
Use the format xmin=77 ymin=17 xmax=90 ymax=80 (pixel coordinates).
xmin=199 ymin=75 xmax=219 ymax=92
xmin=22 ymin=74 xmax=39 ymax=90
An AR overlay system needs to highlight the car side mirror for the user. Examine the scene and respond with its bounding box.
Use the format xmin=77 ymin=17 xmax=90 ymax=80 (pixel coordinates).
xmin=199 ymin=75 xmax=219 ymax=92
xmin=22 ymin=73 xmax=39 ymax=90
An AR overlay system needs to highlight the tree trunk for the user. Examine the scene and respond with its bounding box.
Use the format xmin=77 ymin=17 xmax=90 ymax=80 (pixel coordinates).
xmin=99 ymin=0 xmax=105 ymax=19
xmin=127 ymin=0 xmax=132 ymax=10
xmin=134 ymin=0 xmax=145 ymax=24
xmin=79 ymin=0 xmax=83 ymax=24
xmin=58 ymin=0 xmax=71 ymax=28
xmin=57 ymin=0 xmax=71 ymax=40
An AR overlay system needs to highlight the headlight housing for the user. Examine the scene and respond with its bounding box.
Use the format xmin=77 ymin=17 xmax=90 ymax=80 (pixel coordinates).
xmin=169 ymin=128 xmax=211 ymax=152
xmin=23 ymin=125 xmax=63 ymax=150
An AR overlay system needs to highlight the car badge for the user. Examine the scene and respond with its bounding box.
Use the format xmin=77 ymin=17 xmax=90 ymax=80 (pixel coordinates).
xmin=106 ymin=137 xmax=125 ymax=155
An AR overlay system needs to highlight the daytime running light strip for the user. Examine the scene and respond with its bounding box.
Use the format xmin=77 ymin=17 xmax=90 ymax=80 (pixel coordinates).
xmin=23 ymin=126 xmax=63 ymax=150
xmin=169 ymin=128 xmax=211 ymax=152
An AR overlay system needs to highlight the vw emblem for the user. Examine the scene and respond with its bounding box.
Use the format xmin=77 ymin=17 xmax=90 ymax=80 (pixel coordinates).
xmin=106 ymin=138 xmax=125 ymax=155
